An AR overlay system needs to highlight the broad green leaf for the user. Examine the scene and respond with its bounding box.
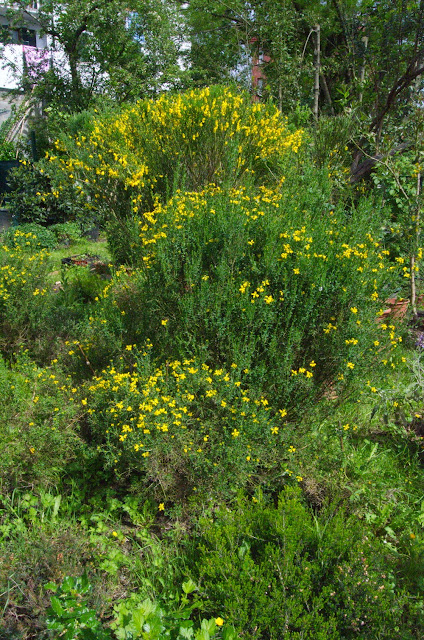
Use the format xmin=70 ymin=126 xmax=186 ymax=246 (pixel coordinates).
xmin=182 ymin=579 xmax=197 ymax=595
xmin=50 ymin=595 xmax=64 ymax=617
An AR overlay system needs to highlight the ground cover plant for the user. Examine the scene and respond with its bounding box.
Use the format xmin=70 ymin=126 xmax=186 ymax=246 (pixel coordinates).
xmin=1 ymin=86 xmax=424 ymax=639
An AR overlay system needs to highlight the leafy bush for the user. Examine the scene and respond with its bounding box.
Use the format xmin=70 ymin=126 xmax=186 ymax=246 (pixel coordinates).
xmin=0 ymin=354 xmax=82 ymax=491
xmin=0 ymin=236 xmax=52 ymax=353
xmin=0 ymin=139 xmax=16 ymax=161
xmin=2 ymin=223 xmax=57 ymax=250
xmin=195 ymin=487 xmax=413 ymax=639
xmin=7 ymin=161 xmax=83 ymax=226
xmin=45 ymin=574 xmax=111 ymax=640
xmin=45 ymin=575 xmax=236 ymax=640
xmin=50 ymin=221 xmax=83 ymax=245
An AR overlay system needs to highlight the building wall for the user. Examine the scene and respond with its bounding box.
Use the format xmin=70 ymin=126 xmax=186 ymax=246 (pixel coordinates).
xmin=0 ymin=1 xmax=49 ymax=92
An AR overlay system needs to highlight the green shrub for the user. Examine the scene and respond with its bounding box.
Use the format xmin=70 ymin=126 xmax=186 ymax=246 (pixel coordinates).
xmin=0 ymin=237 xmax=53 ymax=354
xmin=0 ymin=354 xmax=82 ymax=492
xmin=0 ymin=138 xmax=16 ymax=161
xmin=45 ymin=575 xmax=236 ymax=640
xmin=7 ymin=162 xmax=83 ymax=226
xmin=195 ymin=487 xmax=414 ymax=639
xmin=2 ymin=223 xmax=57 ymax=250
xmin=80 ymin=347 xmax=299 ymax=500
xmin=50 ymin=221 xmax=83 ymax=245
xmin=88 ymin=184 xmax=406 ymax=411
xmin=45 ymin=574 xmax=112 ymax=640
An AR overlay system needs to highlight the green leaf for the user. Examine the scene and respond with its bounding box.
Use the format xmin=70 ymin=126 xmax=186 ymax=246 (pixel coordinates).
xmin=179 ymin=623 xmax=195 ymax=639
xmin=61 ymin=576 xmax=77 ymax=593
xmin=182 ymin=579 xmax=197 ymax=595
xmin=222 ymin=625 xmax=237 ymax=640
xmin=131 ymin=608 xmax=146 ymax=634
xmin=50 ymin=595 xmax=65 ymax=617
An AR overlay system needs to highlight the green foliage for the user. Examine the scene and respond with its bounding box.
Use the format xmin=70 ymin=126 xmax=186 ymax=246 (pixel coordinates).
xmin=0 ymin=138 xmax=16 ymax=161
xmin=0 ymin=112 xmax=18 ymax=162
xmin=96 ymin=183 xmax=404 ymax=411
xmin=45 ymin=575 xmax=236 ymax=640
xmin=1 ymin=88 xmax=424 ymax=640
xmin=0 ymin=235 xmax=52 ymax=354
xmin=9 ymin=0 xmax=184 ymax=111
xmin=49 ymin=221 xmax=83 ymax=245
xmin=79 ymin=346 xmax=300 ymax=499
xmin=46 ymin=574 xmax=112 ymax=639
xmin=111 ymin=584 xmax=235 ymax=640
xmin=0 ymin=354 xmax=82 ymax=492
xmin=2 ymin=223 xmax=57 ymax=250
xmin=196 ymin=487 xmax=413 ymax=639
xmin=372 ymin=150 xmax=422 ymax=262
xmin=7 ymin=162 xmax=81 ymax=226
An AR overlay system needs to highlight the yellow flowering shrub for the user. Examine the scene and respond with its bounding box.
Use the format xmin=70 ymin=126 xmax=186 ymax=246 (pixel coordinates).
xmin=75 ymin=183 xmax=410 ymax=412
xmin=45 ymin=86 xmax=303 ymax=223
xmin=0 ymin=354 xmax=82 ymax=490
xmin=82 ymin=349 xmax=299 ymax=498
xmin=0 ymin=237 xmax=52 ymax=352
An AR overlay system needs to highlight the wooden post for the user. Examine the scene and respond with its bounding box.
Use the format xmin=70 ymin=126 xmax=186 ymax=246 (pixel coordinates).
xmin=359 ymin=35 xmax=368 ymax=104
xmin=313 ymin=24 xmax=320 ymax=121
xmin=412 ymin=171 xmax=421 ymax=319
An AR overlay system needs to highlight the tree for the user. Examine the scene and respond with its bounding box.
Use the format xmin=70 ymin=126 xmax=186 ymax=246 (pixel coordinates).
xmin=184 ymin=0 xmax=424 ymax=182
xmin=7 ymin=0 xmax=185 ymax=110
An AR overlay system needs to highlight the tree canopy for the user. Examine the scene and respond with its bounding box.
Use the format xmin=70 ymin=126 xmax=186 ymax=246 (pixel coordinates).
xmin=8 ymin=0 xmax=185 ymax=109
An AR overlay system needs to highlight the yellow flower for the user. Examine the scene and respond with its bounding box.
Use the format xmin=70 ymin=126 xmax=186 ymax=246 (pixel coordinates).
xmin=293 ymin=268 xmax=300 ymax=275
xmin=215 ymin=618 xmax=224 ymax=627
xmin=350 ymin=307 xmax=358 ymax=314
xmin=158 ymin=503 xmax=165 ymax=511
xmin=347 ymin=362 xmax=355 ymax=369
xmin=271 ymin=426 xmax=279 ymax=435
xmin=161 ymin=319 xmax=168 ymax=326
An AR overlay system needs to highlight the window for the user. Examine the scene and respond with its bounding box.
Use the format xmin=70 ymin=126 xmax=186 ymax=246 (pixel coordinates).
xmin=19 ymin=28 xmax=37 ymax=46
xmin=0 ymin=26 xmax=37 ymax=47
